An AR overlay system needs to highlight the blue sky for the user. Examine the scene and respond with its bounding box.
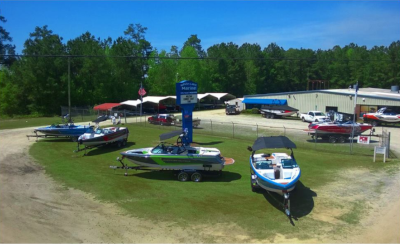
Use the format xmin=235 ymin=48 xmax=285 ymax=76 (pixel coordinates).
xmin=1 ymin=1 xmax=399 ymax=54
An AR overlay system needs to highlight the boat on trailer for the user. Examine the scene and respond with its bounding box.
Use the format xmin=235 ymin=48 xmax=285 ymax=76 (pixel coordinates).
xmin=249 ymin=136 xmax=301 ymax=216
xmin=74 ymin=115 xmax=129 ymax=155
xmin=28 ymin=123 xmax=93 ymax=141
xmin=307 ymin=121 xmax=372 ymax=143
xmin=110 ymin=130 xmax=235 ymax=182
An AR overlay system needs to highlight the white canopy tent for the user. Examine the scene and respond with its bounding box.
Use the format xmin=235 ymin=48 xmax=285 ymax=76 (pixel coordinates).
xmin=198 ymin=93 xmax=236 ymax=101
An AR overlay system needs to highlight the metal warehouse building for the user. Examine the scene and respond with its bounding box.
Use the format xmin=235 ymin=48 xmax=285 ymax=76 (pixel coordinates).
xmin=244 ymin=87 xmax=400 ymax=118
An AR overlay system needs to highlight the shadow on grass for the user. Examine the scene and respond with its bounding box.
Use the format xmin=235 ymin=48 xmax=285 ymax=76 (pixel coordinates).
xmin=132 ymin=170 xmax=241 ymax=182
xmin=256 ymin=181 xmax=316 ymax=225
xmin=35 ymin=138 xmax=74 ymax=143
xmin=80 ymin=142 xmax=136 ymax=156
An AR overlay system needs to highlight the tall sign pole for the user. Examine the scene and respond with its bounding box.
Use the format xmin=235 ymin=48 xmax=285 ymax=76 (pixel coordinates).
xmin=350 ymin=81 xmax=358 ymax=154
xmin=140 ymin=81 xmax=143 ymax=116
xmin=138 ymin=82 xmax=146 ymax=116
xmin=68 ymin=57 xmax=71 ymax=123
xmin=176 ymin=80 xmax=198 ymax=145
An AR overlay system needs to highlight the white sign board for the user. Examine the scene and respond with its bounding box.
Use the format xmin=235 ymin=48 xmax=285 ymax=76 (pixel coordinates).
xmin=357 ymin=136 xmax=370 ymax=144
xmin=181 ymin=94 xmax=197 ymax=104
xmin=374 ymin=146 xmax=386 ymax=163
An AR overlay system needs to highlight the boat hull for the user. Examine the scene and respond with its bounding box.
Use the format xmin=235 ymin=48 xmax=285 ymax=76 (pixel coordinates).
xmin=79 ymin=127 xmax=129 ymax=147
xmin=121 ymin=147 xmax=226 ymax=171
xmin=261 ymin=110 xmax=297 ymax=117
xmin=250 ymin=155 xmax=301 ymax=194
xmin=308 ymin=122 xmax=372 ymax=136
xmin=35 ymin=124 xmax=93 ymax=137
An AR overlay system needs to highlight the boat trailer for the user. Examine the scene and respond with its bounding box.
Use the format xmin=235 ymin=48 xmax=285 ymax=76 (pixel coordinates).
xmin=110 ymin=157 xmax=221 ymax=182
xmin=26 ymin=130 xmax=78 ymax=142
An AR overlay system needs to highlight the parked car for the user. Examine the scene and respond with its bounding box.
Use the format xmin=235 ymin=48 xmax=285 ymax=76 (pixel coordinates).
xmin=148 ymin=114 xmax=175 ymax=125
xmin=226 ymin=105 xmax=240 ymax=115
xmin=300 ymin=111 xmax=329 ymax=122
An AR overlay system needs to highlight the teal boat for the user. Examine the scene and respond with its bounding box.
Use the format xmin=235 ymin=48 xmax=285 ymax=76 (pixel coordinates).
xmin=112 ymin=130 xmax=235 ymax=182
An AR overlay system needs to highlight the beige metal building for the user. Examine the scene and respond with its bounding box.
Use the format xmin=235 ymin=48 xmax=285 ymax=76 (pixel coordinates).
xmin=244 ymin=87 xmax=400 ymax=118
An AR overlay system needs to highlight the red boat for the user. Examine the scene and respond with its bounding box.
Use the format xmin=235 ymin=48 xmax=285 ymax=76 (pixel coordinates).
xmin=307 ymin=121 xmax=373 ymax=143
xmin=363 ymin=107 xmax=400 ymax=126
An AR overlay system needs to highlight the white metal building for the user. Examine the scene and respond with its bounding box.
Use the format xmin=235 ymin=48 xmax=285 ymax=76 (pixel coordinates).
xmin=244 ymin=87 xmax=400 ymax=118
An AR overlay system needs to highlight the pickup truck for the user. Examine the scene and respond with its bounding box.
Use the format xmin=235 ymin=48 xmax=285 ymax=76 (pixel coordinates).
xmin=148 ymin=114 xmax=175 ymax=125
xmin=173 ymin=115 xmax=201 ymax=128
xmin=300 ymin=111 xmax=329 ymax=122
xmin=226 ymin=105 xmax=240 ymax=115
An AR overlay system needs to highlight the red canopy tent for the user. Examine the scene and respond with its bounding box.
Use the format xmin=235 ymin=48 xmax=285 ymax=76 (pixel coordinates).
xmin=93 ymin=103 xmax=121 ymax=111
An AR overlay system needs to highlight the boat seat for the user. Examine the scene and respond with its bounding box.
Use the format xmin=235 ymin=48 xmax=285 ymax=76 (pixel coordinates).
xmin=263 ymin=172 xmax=275 ymax=180
xmin=255 ymin=160 xmax=272 ymax=169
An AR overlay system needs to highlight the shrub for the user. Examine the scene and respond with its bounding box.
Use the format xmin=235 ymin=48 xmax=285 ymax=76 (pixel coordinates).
xmin=252 ymin=108 xmax=260 ymax=114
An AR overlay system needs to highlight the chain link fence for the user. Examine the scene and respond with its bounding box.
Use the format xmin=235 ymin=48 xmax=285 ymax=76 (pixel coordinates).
xmin=123 ymin=116 xmax=388 ymax=157
xmin=60 ymin=107 xmax=390 ymax=157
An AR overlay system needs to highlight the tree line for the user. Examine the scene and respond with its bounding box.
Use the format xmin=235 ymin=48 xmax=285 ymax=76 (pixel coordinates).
xmin=0 ymin=16 xmax=399 ymax=117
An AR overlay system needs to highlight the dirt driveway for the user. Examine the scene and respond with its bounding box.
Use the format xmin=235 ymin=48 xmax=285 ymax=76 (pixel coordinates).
xmin=1 ymin=111 xmax=399 ymax=242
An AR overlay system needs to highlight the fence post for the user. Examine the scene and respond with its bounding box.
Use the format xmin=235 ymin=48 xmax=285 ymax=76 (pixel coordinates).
xmin=210 ymin=119 xmax=213 ymax=135
xmin=388 ymin=132 xmax=391 ymax=158
xmin=283 ymin=125 xmax=286 ymax=136
xmin=124 ymin=109 xmax=127 ymax=124
xmin=232 ymin=122 xmax=235 ymax=138
xmin=256 ymin=123 xmax=258 ymax=138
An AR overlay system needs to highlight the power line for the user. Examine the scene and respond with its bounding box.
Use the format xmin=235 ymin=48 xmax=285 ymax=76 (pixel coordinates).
xmin=0 ymin=54 xmax=398 ymax=62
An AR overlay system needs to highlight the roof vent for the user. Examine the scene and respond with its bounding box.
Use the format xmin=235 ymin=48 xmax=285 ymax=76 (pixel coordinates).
xmin=391 ymin=85 xmax=399 ymax=93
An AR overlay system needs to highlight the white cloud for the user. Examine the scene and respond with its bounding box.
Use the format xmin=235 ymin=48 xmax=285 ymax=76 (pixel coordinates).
xmin=200 ymin=3 xmax=400 ymax=50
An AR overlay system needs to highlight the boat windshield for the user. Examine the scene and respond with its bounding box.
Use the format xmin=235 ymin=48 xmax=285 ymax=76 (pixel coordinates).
xmin=95 ymin=129 xmax=104 ymax=134
xmin=281 ymin=159 xmax=298 ymax=169
xmin=151 ymin=143 xmax=186 ymax=154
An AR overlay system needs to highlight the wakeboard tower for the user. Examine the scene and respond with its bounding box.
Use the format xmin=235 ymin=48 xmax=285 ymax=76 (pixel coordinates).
xmin=248 ymin=136 xmax=301 ymax=216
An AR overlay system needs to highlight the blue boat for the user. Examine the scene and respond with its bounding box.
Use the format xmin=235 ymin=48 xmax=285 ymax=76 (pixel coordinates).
xmin=249 ymin=136 xmax=301 ymax=216
xmin=35 ymin=123 xmax=93 ymax=138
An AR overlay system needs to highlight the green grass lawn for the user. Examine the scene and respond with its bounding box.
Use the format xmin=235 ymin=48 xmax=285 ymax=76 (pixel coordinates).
xmin=29 ymin=123 xmax=398 ymax=241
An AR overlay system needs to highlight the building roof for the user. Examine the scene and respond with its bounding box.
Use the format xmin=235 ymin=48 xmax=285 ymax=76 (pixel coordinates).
xmin=245 ymin=88 xmax=400 ymax=101
xmin=198 ymin=93 xmax=236 ymax=100
xmin=93 ymin=103 xmax=122 ymax=111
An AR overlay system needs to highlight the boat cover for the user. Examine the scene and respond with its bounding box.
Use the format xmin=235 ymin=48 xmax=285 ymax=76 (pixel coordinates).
xmin=159 ymin=130 xmax=183 ymax=141
xmin=252 ymin=136 xmax=297 ymax=151
xmin=92 ymin=115 xmax=109 ymax=123
xmin=260 ymin=104 xmax=299 ymax=111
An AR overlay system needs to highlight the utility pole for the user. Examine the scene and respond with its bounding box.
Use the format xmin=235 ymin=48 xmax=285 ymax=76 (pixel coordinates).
xmin=68 ymin=57 xmax=71 ymax=123
xmin=350 ymin=81 xmax=358 ymax=154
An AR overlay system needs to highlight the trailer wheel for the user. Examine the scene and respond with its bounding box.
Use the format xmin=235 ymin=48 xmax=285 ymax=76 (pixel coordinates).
xmin=338 ymin=136 xmax=346 ymax=143
xmin=191 ymin=172 xmax=202 ymax=182
xmin=177 ymin=172 xmax=189 ymax=182
xmin=117 ymin=141 xmax=122 ymax=148
xmin=302 ymin=117 xmax=306 ymax=122
xmin=122 ymin=139 xmax=127 ymax=146
xmin=329 ymin=136 xmax=337 ymax=143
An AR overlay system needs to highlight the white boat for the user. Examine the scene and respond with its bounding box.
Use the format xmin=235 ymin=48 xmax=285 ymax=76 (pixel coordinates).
xmin=249 ymin=136 xmax=301 ymax=216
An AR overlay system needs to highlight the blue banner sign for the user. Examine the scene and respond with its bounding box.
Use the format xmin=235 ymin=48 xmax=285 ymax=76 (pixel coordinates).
xmin=176 ymin=80 xmax=198 ymax=105
xmin=176 ymin=80 xmax=198 ymax=145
